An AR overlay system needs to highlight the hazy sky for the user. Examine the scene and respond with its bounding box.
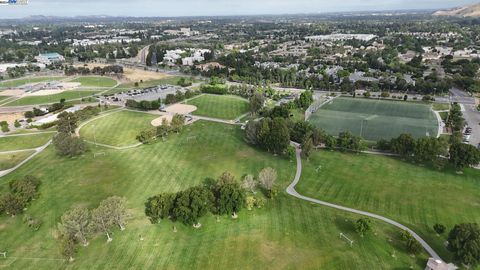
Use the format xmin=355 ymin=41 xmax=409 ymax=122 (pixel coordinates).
xmin=0 ymin=0 xmax=478 ymax=19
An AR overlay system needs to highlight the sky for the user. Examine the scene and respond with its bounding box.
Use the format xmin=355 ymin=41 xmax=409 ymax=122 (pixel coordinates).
xmin=0 ymin=0 xmax=478 ymax=19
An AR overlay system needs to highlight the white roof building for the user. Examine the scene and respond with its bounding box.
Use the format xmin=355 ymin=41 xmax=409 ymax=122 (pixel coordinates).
xmin=34 ymin=53 xmax=65 ymax=65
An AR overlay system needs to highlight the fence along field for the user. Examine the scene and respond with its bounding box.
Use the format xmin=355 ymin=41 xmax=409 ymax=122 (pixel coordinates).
xmin=308 ymin=97 xmax=438 ymax=141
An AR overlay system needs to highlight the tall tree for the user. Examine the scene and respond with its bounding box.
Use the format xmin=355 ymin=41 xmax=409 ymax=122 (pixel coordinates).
xmin=145 ymin=193 xmax=175 ymax=224
xmin=448 ymin=223 xmax=480 ymax=266
xmin=355 ymin=218 xmax=372 ymax=236
xmin=104 ymin=196 xmax=128 ymax=231
xmin=57 ymin=112 xmax=78 ymax=134
xmin=390 ymin=134 xmax=416 ymax=158
xmin=267 ymin=117 xmax=290 ymax=154
xmin=249 ymin=92 xmax=265 ymax=115
xmin=258 ymin=167 xmax=277 ymax=198
xmin=449 ymin=143 xmax=480 ymax=170
xmin=90 ymin=203 xmax=114 ymax=242
xmin=213 ymin=175 xmax=245 ymax=216
xmin=170 ymin=114 xmax=185 ymax=133
xmin=53 ymin=133 xmax=87 ymax=157
xmin=241 ymin=174 xmax=256 ymax=193
xmin=59 ymin=207 xmax=91 ymax=246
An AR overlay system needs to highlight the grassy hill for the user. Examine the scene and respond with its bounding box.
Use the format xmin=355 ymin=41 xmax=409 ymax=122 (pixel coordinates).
xmin=434 ymin=3 xmax=480 ymax=18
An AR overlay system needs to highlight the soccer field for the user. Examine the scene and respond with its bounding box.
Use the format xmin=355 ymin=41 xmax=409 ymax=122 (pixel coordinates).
xmin=308 ymin=97 xmax=438 ymax=141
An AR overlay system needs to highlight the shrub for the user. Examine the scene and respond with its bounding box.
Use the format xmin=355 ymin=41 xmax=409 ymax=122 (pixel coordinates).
xmin=433 ymin=223 xmax=446 ymax=234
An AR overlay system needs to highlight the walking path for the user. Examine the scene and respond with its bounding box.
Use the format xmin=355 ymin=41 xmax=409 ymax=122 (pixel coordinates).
xmin=286 ymin=143 xmax=442 ymax=261
xmin=0 ymin=140 xmax=52 ymax=178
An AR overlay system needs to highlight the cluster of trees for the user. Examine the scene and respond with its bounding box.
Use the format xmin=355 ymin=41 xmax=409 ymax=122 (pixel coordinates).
xmin=58 ymin=197 xmax=128 ymax=261
xmin=447 ymin=223 xmax=480 ymax=267
xmin=126 ymin=99 xmax=161 ymax=110
xmin=446 ymin=103 xmax=464 ymax=133
xmin=0 ymin=121 xmax=9 ymax=132
xmin=165 ymin=90 xmax=199 ymax=105
xmin=136 ymin=114 xmax=185 ymax=144
xmin=0 ymin=175 xmax=41 ymax=218
xmin=64 ymin=65 xmax=123 ymax=76
xmin=52 ymin=111 xmax=87 ymax=157
xmin=145 ymin=169 xmax=275 ymax=227
xmin=378 ymin=133 xmax=480 ymax=170
xmin=5 ymin=64 xmax=40 ymax=79
xmin=200 ymin=83 xmax=229 ymax=95
xmin=245 ymin=116 xmax=364 ymax=160
xmin=400 ymin=230 xmax=423 ymax=255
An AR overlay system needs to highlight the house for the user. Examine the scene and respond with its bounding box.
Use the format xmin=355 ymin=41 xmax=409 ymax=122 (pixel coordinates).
xmin=34 ymin=53 xmax=65 ymax=65
xmin=425 ymin=258 xmax=457 ymax=270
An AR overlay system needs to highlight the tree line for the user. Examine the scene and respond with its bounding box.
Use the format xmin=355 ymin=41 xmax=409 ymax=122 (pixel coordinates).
xmin=145 ymin=168 xmax=277 ymax=228
xmin=378 ymin=133 xmax=480 ymax=170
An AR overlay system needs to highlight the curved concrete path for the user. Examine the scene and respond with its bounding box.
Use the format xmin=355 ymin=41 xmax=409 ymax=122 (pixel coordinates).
xmin=0 ymin=140 xmax=52 ymax=178
xmin=286 ymin=144 xmax=442 ymax=261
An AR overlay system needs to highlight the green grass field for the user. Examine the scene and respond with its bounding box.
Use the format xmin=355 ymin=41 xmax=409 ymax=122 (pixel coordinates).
xmin=80 ymin=110 xmax=157 ymax=147
xmin=432 ymin=103 xmax=450 ymax=111
xmin=2 ymin=90 xmax=100 ymax=106
xmin=187 ymin=94 xmax=249 ymax=120
xmin=296 ymin=150 xmax=480 ymax=262
xmin=0 ymin=76 xmax=65 ymax=88
xmin=308 ymin=97 xmax=438 ymax=141
xmin=0 ymin=150 xmax=35 ymax=170
xmin=0 ymin=133 xmax=53 ymax=151
xmin=0 ymin=121 xmax=427 ymax=269
xmin=71 ymin=76 xmax=117 ymax=88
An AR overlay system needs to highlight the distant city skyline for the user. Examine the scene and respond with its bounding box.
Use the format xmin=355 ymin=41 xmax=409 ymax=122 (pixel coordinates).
xmin=0 ymin=0 xmax=478 ymax=19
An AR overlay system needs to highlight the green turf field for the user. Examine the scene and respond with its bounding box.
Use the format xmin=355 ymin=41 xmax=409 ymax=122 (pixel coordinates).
xmin=2 ymin=90 xmax=100 ymax=106
xmin=80 ymin=110 xmax=157 ymax=147
xmin=186 ymin=94 xmax=249 ymax=120
xmin=0 ymin=76 xmax=65 ymax=88
xmin=308 ymin=97 xmax=438 ymax=141
xmin=71 ymin=76 xmax=117 ymax=88
xmin=0 ymin=96 xmax=10 ymax=102
xmin=0 ymin=133 xmax=53 ymax=151
xmin=0 ymin=150 xmax=35 ymax=170
xmin=0 ymin=121 xmax=426 ymax=269
xmin=296 ymin=150 xmax=480 ymax=262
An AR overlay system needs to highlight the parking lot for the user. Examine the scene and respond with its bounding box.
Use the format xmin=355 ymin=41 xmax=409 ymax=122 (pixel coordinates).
xmin=100 ymin=84 xmax=188 ymax=105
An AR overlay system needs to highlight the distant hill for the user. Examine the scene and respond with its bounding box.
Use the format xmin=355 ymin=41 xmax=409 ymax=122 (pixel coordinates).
xmin=434 ymin=3 xmax=480 ymax=18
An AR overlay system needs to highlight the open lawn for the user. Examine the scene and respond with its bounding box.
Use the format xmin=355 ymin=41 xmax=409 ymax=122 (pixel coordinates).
xmin=71 ymin=76 xmax=117 ymax=88
xmin=2 ymin=90 xmax=100 ymax=106
xmin=432 ymin=103 xmax=450 ymax=111
xmin=0 ymin=133 xmax=53 ymax=151
xmin=0 ymin=150 xmax=35 ymax=170
xmin=187 ymin=94 xmax=249 ymax=120
xmin=0 ymin=96 xmax=9 ymax=102
xmin=308 ymin=97 xmax=438 ymax=141
xmin=80 ymin=110 xmax=157 ymax=147
xmin=296 ymin=150 xmax=480 ymax=262
xmin=0 ymin=76 xmax=65 ymax=88
xmin=0 ymin=121 xmax=426 ymax=269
